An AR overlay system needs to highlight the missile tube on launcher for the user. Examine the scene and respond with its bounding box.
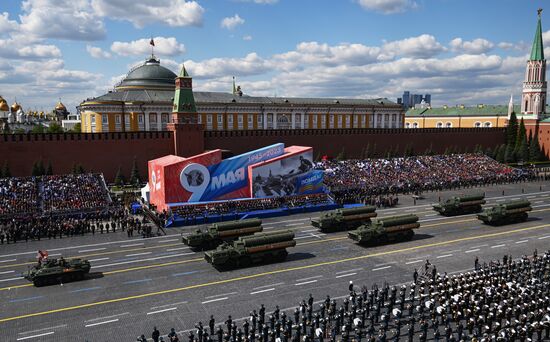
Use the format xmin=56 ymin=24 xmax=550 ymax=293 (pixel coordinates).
xmin=182 ymin=218 xmax=263 ymax=249
xmin=348 ymin=214 xmax=420 ymax=245
xmin=312 ymin=206 xmax=377 ymax=232
xmin=477 ymin=200 xmax=532 ymax=225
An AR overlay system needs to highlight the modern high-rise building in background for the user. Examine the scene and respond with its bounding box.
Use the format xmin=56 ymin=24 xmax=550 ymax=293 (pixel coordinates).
xmin=397 ymin=91 xmax=431 ymax=109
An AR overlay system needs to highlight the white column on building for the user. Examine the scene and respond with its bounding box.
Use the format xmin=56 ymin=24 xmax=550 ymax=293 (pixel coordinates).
xmin=273 ymin=113 xmax=277 ymax=129
xmin=291 ymin=111 xmax=295 ymax=129
xmin=388 ymin=112 xmax=393 ymax=128
xmin=144 ymin=111 xmax=150 ymax=131
xmin=263 ymin=111 xmax=267 ymax=129
xmin=157 ymin=114 xmax=162 ymax=131
xmin=301 ymin=112 xmax=305 ymax=129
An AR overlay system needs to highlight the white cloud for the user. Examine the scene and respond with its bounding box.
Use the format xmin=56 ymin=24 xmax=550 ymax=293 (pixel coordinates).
xmin=243 ymin=35 xmax=253 ymax=41
xmin=239 ymin=0 xmax=278 ymax=3
xmin=449 ymin=38 xmax=494 ymax=54
xmin=86 ymin=45 xmax=112 ymax=59
xmin=498 ymin=42 xmax=515 ymax=50
xmin=186 ymin=53 xmax=270 ymax=78
xmin=357 ymin=0 xmax=417 ymax=14
xmin=0 ymin=39 xmax=62 ymax=59
xmin=382 ymin=34 xmax=445 ymax=58
xmin=0 ymin=12 xmax=18 ymax=35
xmin=91 ymin=0 xmax=204 ymax=28
xmin=111 ymin=37 xmax=186 ymax=57
xmin=19 ymin=0 xmax=106 ymax=41
xmin=221 ymin=14 xmax=245 ymax=30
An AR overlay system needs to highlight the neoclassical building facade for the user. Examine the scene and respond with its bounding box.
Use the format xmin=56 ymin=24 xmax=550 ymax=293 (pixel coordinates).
xmin=79 ymin=58 xmax=404 ymax=133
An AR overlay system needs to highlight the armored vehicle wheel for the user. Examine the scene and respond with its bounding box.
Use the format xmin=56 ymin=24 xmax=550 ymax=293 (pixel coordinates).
xmin=275 ymin=250 xmax=288 ymax=262
xmin=404 ymin=230 xmax=415 ymax=241
xmin=238 ymin=256 xmax=252 ymax=267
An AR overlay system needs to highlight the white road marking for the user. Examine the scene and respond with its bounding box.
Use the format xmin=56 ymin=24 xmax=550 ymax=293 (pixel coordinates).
xmin=535 ymin=201 xmax=544 ymax=204
xmin=437 ymin=254 xmax=453 ymax=259
xmin=120 ymin=243 xmax=144 ymax=248
xmin=286 ymin=222 xmax=304 ymax=226
xmin=512 ymin=198 xmax=520 ymax=200
xmin=295 ymin=236 xmax=314 ymax=240
xmin=424 ymin=213 xmax=437 ymax=217
xmin=295 ymin=280 xmax=318 ymax=286
xmin=202 ymin=297 xmax=228 ymax=304
xmin=465 ymin=249 xmax=480 ymax=253
xmin=405 ymin=209 xmax=416 ymax=212
xmin=336 ymin=268 xmax=363 ymax=274
xmin=0 ymin=276 xmax=23 ymax=282
xmin=296 ymin=275 xmax=323 ymax=282
xmin=263 ymin=218 xmax=310 ymax=226
xmin=527 ymin=196 xmax=537 ymax=199
xmin=470 ymin=244 xmax=489 ymax=249
xmin=16 ymin=332 xmax=54 ymax=340
xmin=92 ymin=252 xmax=194 ymax=268
xmin=250 ymin=288 xmax=275 ymax=295
xmin=0 ymin=270 xmax=15 ymax=274
xmin=533 ymin=203 xmax=550 ymax=208
xmin=150 ymin=301 xmax=188 ymax=310
xmin=375 ymin=261 xmax=397 ymax=267
xmin=88 ymin=257 xmax=109 ymax=262
xmin=384 ymin=211 xmax=397 ymax=215
xmin=515 ymin=240 xmax=529 ymax=244
xmin=84 ymin=312 xmax=129 ymax=322
xmin=158 ymin=239 xmax=179 ymax=243
xmin=491 ymin=244 xmax=506 ymax=248
xmin=18 ymin=325 xmax=67 ymax=335
xmin=78 ymin=248 xmax=106 ymax=253
xmin=125 ymin=252 xmax=152 ymax=257
xmin=300 ymin=229 xmax=319 ymax=233
xmin=496 ymin=199 xmax=505 ymax=202
xmin=0 ymin=259 xmax=16 ymax=263
xmin=252 ymin=282 xmax=285 ymax=290
xmin=205 ymin=292 xmax=238 ymax=299
xmin=372 ymin=266 xmax=391 ymax=271
xmin=147 ymin=307 xmax=177 ymax=315
xmin=48 ymin=253 xmax=61 ymax=257
xmin=166 ymin=247 xmax=190 ymax=252
xmin=85 ymin=319 xmax=119 ymax=328
xmin=538 ymin=235 xmax=550 ymax=240
xmin=405 ymin=260 xmax=423 ymax=265
xmin=335 ymin=272 xmax=357 ymax=278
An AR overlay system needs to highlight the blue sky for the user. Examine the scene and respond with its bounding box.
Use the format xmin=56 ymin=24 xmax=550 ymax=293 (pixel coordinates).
xmin=0 ymin=0 xmax=548 ymax=112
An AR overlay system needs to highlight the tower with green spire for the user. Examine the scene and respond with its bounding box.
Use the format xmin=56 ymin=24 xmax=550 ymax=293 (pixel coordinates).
xmin=172 ymin=63 xmax=198 ymax=123
xmin=521 ymin=8 xmax=547 ymax=120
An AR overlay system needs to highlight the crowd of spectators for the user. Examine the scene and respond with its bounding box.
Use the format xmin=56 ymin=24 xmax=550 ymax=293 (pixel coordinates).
xmin=172 ymin=194 xmax=332 ymax=220
xmin=142 ymin=250 xmax=550 ymax=342
xmin=318 ymin=154 xmax=535 ymax=203
xmin=41 ymin=174 xmax=110 ymax=213
xmin=0 ymin=177 xmax=39 ymax=216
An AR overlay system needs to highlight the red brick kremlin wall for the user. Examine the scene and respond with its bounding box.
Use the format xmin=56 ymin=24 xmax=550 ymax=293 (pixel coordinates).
xmin=0 ymin=128 xmax=505 ymax=182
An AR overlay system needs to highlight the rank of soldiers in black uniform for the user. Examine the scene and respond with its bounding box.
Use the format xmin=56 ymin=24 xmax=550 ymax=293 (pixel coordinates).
xmin=140 ymin=250 xmax=550 ymax=342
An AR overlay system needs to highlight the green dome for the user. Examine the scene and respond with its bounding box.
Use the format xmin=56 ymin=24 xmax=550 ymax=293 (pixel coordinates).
xmin=116 ymin=58 xmax=177 ymax=90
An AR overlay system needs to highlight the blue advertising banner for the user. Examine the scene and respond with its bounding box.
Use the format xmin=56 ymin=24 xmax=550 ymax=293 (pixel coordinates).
xmin=197 ymin=143 xmax=285 ymax=201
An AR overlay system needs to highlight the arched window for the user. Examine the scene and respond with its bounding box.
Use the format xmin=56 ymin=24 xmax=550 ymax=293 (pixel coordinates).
xmin=405 ymin=122 xmax=410 ymax=128
xmin=412 ymin=122 xmax=419 ymax=128
xmin=436 ymin=122 xmax=443 ymax=128
xmin=484 ymin=122 xmax=492 ymax=127
xmin=277 ymin=114 xmax=291 ymax=130
xmin=445 ymin=122 xmax=452 ymax=128
xmin=474 ymin=122 xmax=481 ymax=128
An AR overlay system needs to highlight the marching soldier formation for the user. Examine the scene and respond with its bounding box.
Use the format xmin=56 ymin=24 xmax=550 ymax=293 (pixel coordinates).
xmin=143 ymin=250 xmax=550 ymax=342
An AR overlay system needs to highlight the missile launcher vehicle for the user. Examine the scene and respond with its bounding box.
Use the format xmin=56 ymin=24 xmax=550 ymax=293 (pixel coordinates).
xmin=23 ymin=257 xmax=91 ymax=286
xmin=477 ymin=199 xmax=532 ymax=225
xmin=182 ymin=218 xmax=263 ymax=250
xmin=348 ymin=214 xmax=420 ymax=246
xmin=432 ymin=194 xmax=486 ymax=216
xmin=311 ymin=206 xmax=377 ymax=232
xmin=204 ymin=230 xmax=296 ymax=269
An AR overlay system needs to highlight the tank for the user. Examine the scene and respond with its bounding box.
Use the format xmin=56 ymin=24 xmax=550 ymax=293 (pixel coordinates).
xmin=432 ymin=194 xmax=486 ymax=216
xmin=204 ymin=230 xmax=296 ymax=269
xmin=348 ymin=214 xmax=420 ymax=245
xmin=23 ymin=258 xmax=91 ymax=286
xmin=311 ymin=206 xmax=377 ymax=232
xmin=477 ymin=199 xmax=532 ymax=225
xmin=182 ymin=218 xmax=263 ymax=250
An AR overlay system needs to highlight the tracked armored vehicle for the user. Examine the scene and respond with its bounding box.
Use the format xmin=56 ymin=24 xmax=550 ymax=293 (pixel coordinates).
xmin=348 ymin=214 xmax=420 ymax=245
xmin=182 ymin=218 xmax=263 ymax=250
xmin=311 ymin=206 xmax=377 ymax=233
xmin=23 ymin=258 xmax=91 ymax=286
xmin=432 ymin=194 xmax=486 ymax=216
xmin=204 ymin=230 xmax=296 ymax=269
xmin=477 ymin=199 xmax=532 ymax=225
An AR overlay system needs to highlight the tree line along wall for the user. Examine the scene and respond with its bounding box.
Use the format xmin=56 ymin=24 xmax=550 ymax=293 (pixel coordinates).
xmin=0 ymin=128 xmax=506 ymax=182
xmin=204 ymin=128 xmax=507 ymax=158
xmin=0 ymin=131 xmax=174 ymax=182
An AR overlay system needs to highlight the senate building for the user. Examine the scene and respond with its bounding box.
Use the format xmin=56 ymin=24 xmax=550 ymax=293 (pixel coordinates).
xmin=78 ymin=58 xmax=404 ymax=133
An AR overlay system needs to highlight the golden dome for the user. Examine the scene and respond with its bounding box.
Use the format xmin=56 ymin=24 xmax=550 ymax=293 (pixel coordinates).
xmin=55 ymin=101 xmax=66 ymax=111
xmin=11 ymin=101 xmax=21 ymax=112
xmin=0 ymin=100 xmax=8 ymax=112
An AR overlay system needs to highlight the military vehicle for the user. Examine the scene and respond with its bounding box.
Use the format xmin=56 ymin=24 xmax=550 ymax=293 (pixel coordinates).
xmin=348 ymin=214 xmax=420 ymax=245
xmin=204 ymin=230 xmax=296 ymax=269
xmin=432 ymin=194 xmax=486 ymax=216
xmin=477 ymin=199 xmax=532 ymax=225
xmin=182 ymin=218 xmax=263 ymax=250
xmin=311 ymin=206 xmax=377 ymax=232
xmin=23 ymin=258 xmax=91 ymax=286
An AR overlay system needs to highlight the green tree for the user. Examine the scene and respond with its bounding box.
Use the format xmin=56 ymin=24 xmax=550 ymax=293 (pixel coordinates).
xmin=484 ymin=146 xmax=493 ymax=158
xmin=31 ymin=124 xmax=45 ymax=134
xmin=76 ymin=164 xmax=85 ymax=174
xmin=37 ymin=160 xmax=45 ymax=176
xmin=496 ymin=144 xmax=506 ymax=163
xmin=31 ymin=161 xmax=44 ymax=176
xmin=47 ymin=122 xmax=64 ymax=133
xmin=45 ymin=161 xmax=53 ymax=176
xmin=506 ymin=111 xmax=518 ymax=146
xmin=71 ymin=123 xmax=81 ymax=133
xmin=336 ymin=148 xmax=346 ymax=161
xmin=114 ymin=166 xmax=125 ymax=186
xmin=1 ymin=161 xmax=10 ymax=178
xmin=443 ymin=147 xmax=452 ymax=155
xmin=364 ymin=143 xmax=371 ymax=159
xmin=2 ymin=122 xmax=10 ymax=134
xmin=13 ymin=128 xmax=25 ymax=134
xmin=530 ymin=129 xmax=542 ymax=162
xmin=504 ymin=144 xmax=516 ymax=163
xmin=130 ymin=158 xmax=141 ymax=185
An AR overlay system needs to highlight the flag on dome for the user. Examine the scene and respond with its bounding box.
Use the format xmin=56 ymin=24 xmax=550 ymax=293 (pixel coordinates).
xmin=149 ymin=38 xmax=155 ymax=46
